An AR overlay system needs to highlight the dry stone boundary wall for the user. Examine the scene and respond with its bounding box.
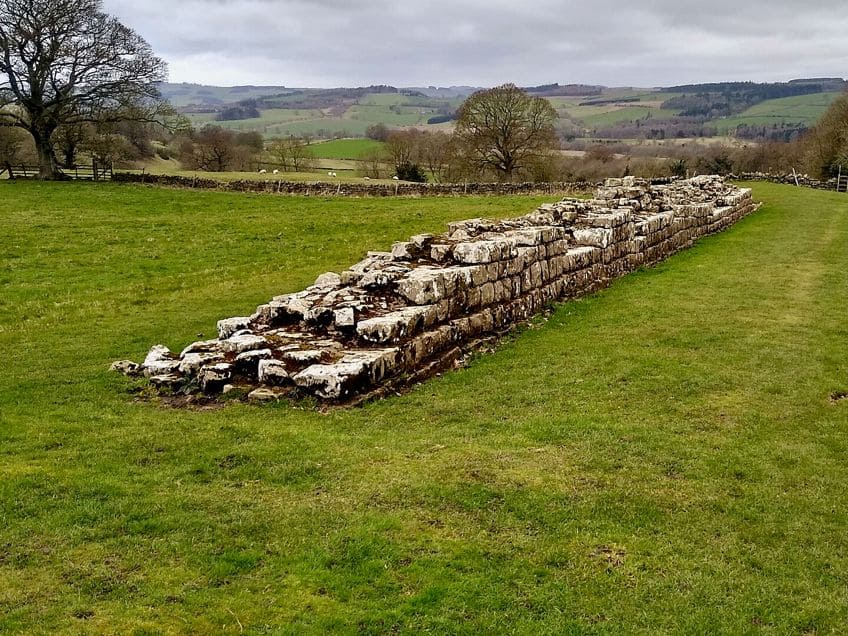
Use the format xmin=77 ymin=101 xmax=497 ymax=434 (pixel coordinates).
xmin=112 ymin=172 xmax=595 ymax=197
xmin=735 ymin=172 xmax=840 ymax=191
xmin=114 ymin=176 xmax=760 ymax=404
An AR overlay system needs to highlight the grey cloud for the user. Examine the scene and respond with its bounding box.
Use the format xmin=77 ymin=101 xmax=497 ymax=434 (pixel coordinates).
xmin=103 ymin=0 xmax=848 ymax=87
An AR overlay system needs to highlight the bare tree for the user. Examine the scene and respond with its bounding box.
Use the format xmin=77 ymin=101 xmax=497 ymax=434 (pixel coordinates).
xmin=267 ymin=136 xmax=316 ymax=172
xmin=454 ymin=84 xmax=558 ymax=181
xmin=0 ymin=0 xmax=169 ymax=179
xmin=267 ymin=137 xmax=292 ymax=171
xmin=418 ymin=131 xmax=455 ymax=183
xmin=287 ymin=136 xmax=316 ymax=172
xmin=384 ymin=129 xmax=422 ymax=167
xmin=357 ymin=147 xmax=385 ymax=179
xmin=188 ymin=125 xmax=237 ymax=172
xmin=53 ymin=123 xmax=88 ymax=167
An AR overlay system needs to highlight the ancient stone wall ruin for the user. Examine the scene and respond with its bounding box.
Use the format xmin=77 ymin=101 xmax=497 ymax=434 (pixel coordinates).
xmin=114 ymin=176 xmax=760 ymax=404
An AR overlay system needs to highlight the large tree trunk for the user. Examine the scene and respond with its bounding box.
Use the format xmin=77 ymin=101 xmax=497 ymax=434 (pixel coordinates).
xmin=32 ymin=128 xmax=63 ymax=180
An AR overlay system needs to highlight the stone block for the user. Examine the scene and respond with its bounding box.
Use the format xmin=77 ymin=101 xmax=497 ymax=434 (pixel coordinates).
xmin=258 ymin=359 xmax=290 ymax=386
xmin=572 ymin=227 xmax=614 ymax=248
xmin=217 ymin=317 xmax=252 ymax=339
xmin=142 ymin=344 xmax=180 ymax=378
xmin=313 ymin=272 xmax=342 ymax=289
xmin=220 ymin=333 xmax=268 ymax=354
xmin=356 ymin=305 xmax=435 ymax=343
xmin=199 ymin=363 xmax=234 ymax=393
xmin=180 ymin=351 xmax=225 ymax=374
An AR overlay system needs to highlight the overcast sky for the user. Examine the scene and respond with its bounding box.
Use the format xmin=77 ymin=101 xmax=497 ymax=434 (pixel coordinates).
xmin=102 ymin=0 xmax=848 ymax=88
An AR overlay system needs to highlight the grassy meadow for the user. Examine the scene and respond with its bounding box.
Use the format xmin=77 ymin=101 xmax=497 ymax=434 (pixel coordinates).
xmin=1 ymin=181 xmax=848 ymax=633
xmin=310 ymin=139 xmax=385 ymax=160
xmin=714 ymin=92 xmax=843 ymax=133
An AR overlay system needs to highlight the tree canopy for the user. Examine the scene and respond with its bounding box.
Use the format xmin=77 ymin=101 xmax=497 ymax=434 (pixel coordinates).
xmin=801 ymin=94 xmax=848 ymax=178
xmin=454 ymin=84 xmax=558 ymax=181
xmin=0 ymin=0 xmax=169 ymax=178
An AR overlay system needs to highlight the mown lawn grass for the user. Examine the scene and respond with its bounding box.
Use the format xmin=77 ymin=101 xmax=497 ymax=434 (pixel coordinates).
xmin=1 ymin=182 xmax=847 ymax=633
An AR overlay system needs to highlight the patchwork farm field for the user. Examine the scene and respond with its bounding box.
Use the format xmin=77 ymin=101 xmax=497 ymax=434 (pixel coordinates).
xmin=714 ymin=91 xmax=843 ymax=133
xmin=310 ymin=138 xmax=385 ymax=160
xmin=176 ymin=87 xmax=840 ymax=142
xmin=2 ymin=182 xmax=848 ymax=632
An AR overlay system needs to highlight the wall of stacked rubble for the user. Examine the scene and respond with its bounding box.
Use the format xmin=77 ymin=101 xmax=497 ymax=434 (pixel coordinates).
xmin=112 ymin=172 xmax=593 ymax=197
xmin=113 ymin=176 xmax=759 ymax=404
xmin=736 ymin=172 xmax=839 ymax=191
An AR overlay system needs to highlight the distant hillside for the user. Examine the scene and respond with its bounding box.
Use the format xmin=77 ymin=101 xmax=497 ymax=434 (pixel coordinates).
xmin=165 ymin=78 xmax=845 ymax=143
xmin=157 ymin=83 xmax=297 ymax=108
xmin=407 ymin=86 xmax=481 ymax=98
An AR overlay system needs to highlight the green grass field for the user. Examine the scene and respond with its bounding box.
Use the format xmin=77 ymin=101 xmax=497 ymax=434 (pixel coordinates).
xmin=714 ymin=92 xmax=842 ymax=133
xmin=2 ymin=182 xmax=848 ymax=632
xmin=578 ymin=106 xmax=680 ymax=128
xmin=184 ymin=109 xmax=353 ymax=139
xmin=182 ymin=92 xmax=454 ymax=139
xmin=550 ymin=95 xmax=683 ymax=129
xmin=310 ymin=138 xmax=385 ymax=160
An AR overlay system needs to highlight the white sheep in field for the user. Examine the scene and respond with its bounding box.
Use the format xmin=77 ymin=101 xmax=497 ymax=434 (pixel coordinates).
xmin=327 ymin=171 xmax=337 ymax=177
xmin=258 ymin=169 xmax=267 ymax=174
xmin=392 ymin=176 xmax=399 ymax=180
xmin=363 ymin=176 xmax=370 ymax=180
xmin=272 ymin=169 xmax=279 ymax=175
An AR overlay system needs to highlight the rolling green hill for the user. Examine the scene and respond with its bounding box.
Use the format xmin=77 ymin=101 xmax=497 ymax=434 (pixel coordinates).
xmin=165 ymin=81 xmax=843 ymax=142
xmin=714 ymin=91 xmax=842 ymax=133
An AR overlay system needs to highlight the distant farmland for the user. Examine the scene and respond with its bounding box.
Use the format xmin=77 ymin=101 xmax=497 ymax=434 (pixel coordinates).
xmin=714 ymin=91 xmax=842 ymax=133
xmin=310 ymin=138 xmax=385 ymax=160
xmin=169 ymin=82 xmax=843 ymax=143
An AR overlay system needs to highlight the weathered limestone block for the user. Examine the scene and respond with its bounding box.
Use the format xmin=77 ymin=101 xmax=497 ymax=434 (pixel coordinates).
xmin=391 ymin=241 xmax=415 ymax=260
xmin=257 ymin=359 xmax=290 ymax=386
xmin=217 ymin=317 xmax=251 ymax=340
xmin=313 ymin=272 xmax=342 ymax=289
xmin=572 ymin=227 xmax=614 ymax=248
xmin=452 ymin=240 xmax=503 ymax=264
xmin=235 ymin=349 xmax=273 ymax=373
xmin=334 ymin=307 xmax=356 ymax=328
xmin=180 ymin=339 xmax=222 ymax=358
xmin=199 ymin=363 xmax=233 ymax=392
xmin=359 ymin=265 xmax=411 ymax=289
xmin=340 ymin=252 xmax=393 ymax=286
xmin=293 ymin=349 xmax=398 ymax=399
xmin=283 ymin=349 xmax=327 ymax=365
xmin=430 ymin=243 xmax=452 ymax=262
xmin=252 ymin=294 xmax=312 ymax=326
xmin=397 ymin=267 xmax=471 ymax=305
xmin=356 ymin=305 xmax=436 ymax=343
xmin=220 ymin=333 xmax=268 ymax=354
xmin=180 ymin=351 xmax=225 ymax=374
xmin=149 ymin=373 xmax=182 ymax=389
xmin=142 ymin=345 xmax=180 ymax=378
xmin=248 ymin=388 xmax=283 ymax=403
